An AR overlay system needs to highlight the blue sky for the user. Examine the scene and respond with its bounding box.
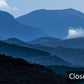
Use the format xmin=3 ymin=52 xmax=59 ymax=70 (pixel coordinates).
xmin=0 ymin=0 xmax=84 ymax=17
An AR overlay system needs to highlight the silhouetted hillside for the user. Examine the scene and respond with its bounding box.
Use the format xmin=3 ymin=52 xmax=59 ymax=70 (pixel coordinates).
xmin=0 ymin=54 xmax=72 ymax=84
xmin=16 ymin=8 xmax=84 ymax=38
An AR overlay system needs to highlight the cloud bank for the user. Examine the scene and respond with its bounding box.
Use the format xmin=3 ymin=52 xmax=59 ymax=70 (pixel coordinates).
xmin=65 ymin=28 xmax=84 ymax=39
xmin=0 ymin=0 xmax=19 ymax=17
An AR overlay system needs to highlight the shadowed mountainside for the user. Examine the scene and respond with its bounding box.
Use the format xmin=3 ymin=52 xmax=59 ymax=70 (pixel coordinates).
xmin=0 ymin=54 xmax=72 ymax=84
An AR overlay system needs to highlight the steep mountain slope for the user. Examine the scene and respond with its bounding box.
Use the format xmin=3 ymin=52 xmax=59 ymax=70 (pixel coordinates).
xmin=0 ymin=11 xmax=47 ymax=41
xmin=16 ymin=8 xmax=84 ymax=38
xmin=0 ymin=54 xmax=71 ymax=84
xmin=0 ymin=41 xmax=70 ymax=66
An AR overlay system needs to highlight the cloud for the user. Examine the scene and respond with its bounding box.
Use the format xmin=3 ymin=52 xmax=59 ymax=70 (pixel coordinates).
xmin=0 ymin=0 xmax=19 ymax=17
xmin=0 ymin=0 xmax=8 ymax=7
xmin=65 ymin=28 xmax=84 ymax=39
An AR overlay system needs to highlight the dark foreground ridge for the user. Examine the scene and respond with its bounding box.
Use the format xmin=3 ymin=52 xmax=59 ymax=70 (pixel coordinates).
xmin=0 ymin=54 xmax=76 ymax=84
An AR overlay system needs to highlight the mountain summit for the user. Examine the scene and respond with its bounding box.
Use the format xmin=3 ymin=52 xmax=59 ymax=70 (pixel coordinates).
xmin=16 ymin=8 xmax=84 ymax=38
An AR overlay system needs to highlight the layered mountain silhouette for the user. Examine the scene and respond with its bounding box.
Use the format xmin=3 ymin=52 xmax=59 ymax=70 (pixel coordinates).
xmin=16 ymin=8 xmax=84 ymax=38
xmin=0 ymin=54 xmax=71 ymax=84
xmin=4 ymin=38 xmax=33 ymax=48
xmin=4 ymin=38 xmax=84 ymax=67
xmin=1 ymin=7 xmax=84 ymax=84
xmin=27 ymin=37 xmax=84 ymax=66
xmin=0 ymin=11 xmax=47 ymax=41
xmin=29 ymin=37 xmax=84 ymax=49
xmin=0 ymin=40 xmax=70 ymax=66
xmin=0 ymin=40 xmax=50 ymax=58
xmin=28 ymin=37 xmax=61 ymax=47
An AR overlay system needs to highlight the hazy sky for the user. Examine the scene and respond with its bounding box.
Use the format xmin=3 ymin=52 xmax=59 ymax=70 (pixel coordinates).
xmin=0 ymin=0 xmax=84 ymax=17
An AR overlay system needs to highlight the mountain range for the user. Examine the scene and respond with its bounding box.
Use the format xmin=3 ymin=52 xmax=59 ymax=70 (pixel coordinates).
xmin=0 ymin=11 xmax=47 ymax=41
xmin=3 ymin=38 xmax=84 ymax=67
xmin=29 ymin=37 xmax=84 ymax=49
xmin=0 ymin=40 xmax=70 ymax=66
xmin=16 ymin=8 xmax=84 ymax=39
xmin=0 ymin=7 xmax=84 ymax=84
xmin=1 ymin=9 xmax=84 ymax=41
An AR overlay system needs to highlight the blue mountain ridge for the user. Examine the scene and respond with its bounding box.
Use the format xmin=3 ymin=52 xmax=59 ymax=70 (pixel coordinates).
xmin=0 ymin=40 xmax=70 ymax=66
xmin=4 ymin=37 xmax=84 ymax=67
xmin=0 ymin=11 xmax=47 ymax=41
xmin=29 ymin=37 xmax=84 ymax=49
xmin=16 ymin=8 xmax=84 ymax=39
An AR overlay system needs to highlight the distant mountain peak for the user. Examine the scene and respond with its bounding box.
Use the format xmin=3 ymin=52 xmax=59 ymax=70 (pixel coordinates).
xmin=62 ymin=8 xmax=77 ymax=11
xmin=34 ymin=37 xmax=60 ymax=40
xmin=16 ymin=8 xmax=84 ymax=39
xmin=29 ymin=37 xmax=61 ymax=42
xmin=27 ymin=8 xmax=81 ymax=14
xmin=4 ymin=38 xmax=26 ymax=45
xmin=0 ymin=11 xmax=47 ymax=41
